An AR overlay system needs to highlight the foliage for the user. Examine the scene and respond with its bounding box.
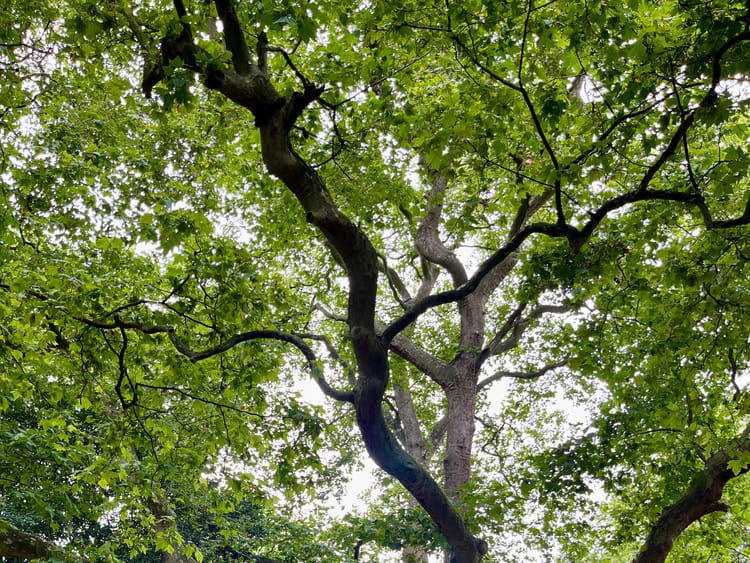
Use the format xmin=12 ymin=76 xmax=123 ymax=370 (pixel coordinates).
xmin=2 ymin=0 xmax=750 ymax=562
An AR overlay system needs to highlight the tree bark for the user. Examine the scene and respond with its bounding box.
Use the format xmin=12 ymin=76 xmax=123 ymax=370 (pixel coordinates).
xmin=394 ymin=383 xmax=430 ymax=563
xmin=634 ymin=430 xmax=750 ymax=563
xmin=147 ymin=494 xmax=199 ymax=563
xmin=0 ymin=518 xmax=80 ymax=562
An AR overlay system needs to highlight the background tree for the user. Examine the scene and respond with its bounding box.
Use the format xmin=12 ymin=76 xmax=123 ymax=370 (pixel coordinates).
xmin=2 ymin=0 xmax=750 ymax=562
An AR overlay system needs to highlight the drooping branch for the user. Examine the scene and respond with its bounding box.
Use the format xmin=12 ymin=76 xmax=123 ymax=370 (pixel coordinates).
xmin=634 ymin=426 xmax=750 ymax=563
xmin=179 ymin=327 xmax=354 ymax=402
xmin=134 ymin=382 xmax=267 ymax=418
xmin=80 ymin=317 xmax=354 ymax=403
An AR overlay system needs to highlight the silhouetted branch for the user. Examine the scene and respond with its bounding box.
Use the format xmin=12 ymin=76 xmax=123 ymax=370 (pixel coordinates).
xmin=79 ymin=317 xmax=354 ymax=403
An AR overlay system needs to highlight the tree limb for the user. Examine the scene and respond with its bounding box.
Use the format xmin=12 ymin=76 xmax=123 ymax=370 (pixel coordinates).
xmin=383 ymin=180 xmax=750 ymax=343
xmin=634 ymin=426 xmax=750 ymax=563
xmin=376 ymin=321 xmax=455 ymax=389
xmin=415 ymin=173 xmax=468 ymax=287
xmin=213 ymin=0 xmax=252 ymax=75
xmin=480 ymin=303 xmax=570 ymax=364
xmin=477 ymin=359 xmax=568 ymax=392
xmin=0 ymin=519 xmax=83 ymax=562
xmin=80 ymin=317 xmax=354 ymax=403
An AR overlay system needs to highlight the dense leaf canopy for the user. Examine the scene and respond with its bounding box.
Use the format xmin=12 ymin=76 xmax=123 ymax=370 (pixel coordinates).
xmin=2 ymin=0 xmax=750 ymax=562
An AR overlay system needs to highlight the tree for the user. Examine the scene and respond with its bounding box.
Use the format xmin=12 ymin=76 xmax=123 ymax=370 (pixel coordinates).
xmin=2 ymin=0 xmax=750 ymax=561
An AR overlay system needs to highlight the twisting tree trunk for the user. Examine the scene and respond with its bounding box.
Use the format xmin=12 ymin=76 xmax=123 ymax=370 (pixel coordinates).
xmin=193 ymin=2 xmax=488 ymax=560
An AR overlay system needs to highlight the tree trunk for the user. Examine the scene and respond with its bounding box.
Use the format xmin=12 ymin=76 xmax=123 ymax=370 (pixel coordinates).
xmin=394 ymin=383 xmax=430 ymax=563
xmin=441 ymin=375 xmax=480 ymax=563
xmin=443 ymin=382 xmax=477 ymax=497
xmin=148 ymin=494 xmax=199 ymax=563
xmin=141 ymin=4 xmax=488 ymax=558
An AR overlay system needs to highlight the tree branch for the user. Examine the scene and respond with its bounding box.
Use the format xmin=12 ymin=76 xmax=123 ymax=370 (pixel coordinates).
xmin=376 ymin=321 xmax=455 ymax=389
xmin=213 ymin=0 xmax=252 ymax=75
xmin=415 ymin=174 xmax=469 ymax=286
xmin=477 ymin=359 xmax=568 ymax=392
xmin=377 ymin=251 xmax=414 ymax=306
xmin=393 ymin=383 xmax=428 ymax=464
xmin=384 ymin=178 xmax=750 ymax=343
xmin=79 ymin=317 xmax=354 ymax=403
xmin=634 ymin=426 xmax=750 ymax=563
xmin=480 ymin=304 xmax=570 ymax=363
xmin=0 ymin=519 xmax=83 ymax=562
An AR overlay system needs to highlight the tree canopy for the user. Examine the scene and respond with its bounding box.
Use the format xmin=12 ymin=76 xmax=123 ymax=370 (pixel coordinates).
xmin=2 ymin=0 xmax=750 ymax=561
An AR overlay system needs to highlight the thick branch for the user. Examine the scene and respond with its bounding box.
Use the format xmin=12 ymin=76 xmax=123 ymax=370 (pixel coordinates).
xmin=634 ymin=427 xmax=750 ymax=563
xmin=253 ymin=44 xmax=487 ymax=562
xmin=376 ymin=321 xmax=456 ymax=388
xmin=393 ymin=383 xmax=428 ymax=464
xmin=385 ymin=180 xmax=750 ymax=343
xmin=0 ymin=519 xmax=81 ymax=562
xmin=415 ymin=174 xmax=468 ymax=287
xmin=383 ymin=222 xmax=577 ymax=343
xmin=213 ymin=0 xmax=252 ymax=74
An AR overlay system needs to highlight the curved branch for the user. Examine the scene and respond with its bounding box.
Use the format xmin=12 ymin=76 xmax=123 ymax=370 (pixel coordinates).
xmin=383 ymin=221 xmax=576 ymax=343
xmin=415 ymin=174 xmax=468 ymax=287
xmin=295 ymin=332 xmax=357 ymax=386
xmin=710 ymin=30 xmax=750 ymax=89
xmin=384 ymin=180 xmax=750 ymax=343
xmin=181 ymin=329 xmax=355 ymax=403
xmin=634 ymin=426 xmax=750 ymax=563
xmin=79 ymin=317 xmax=354 ymax=403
